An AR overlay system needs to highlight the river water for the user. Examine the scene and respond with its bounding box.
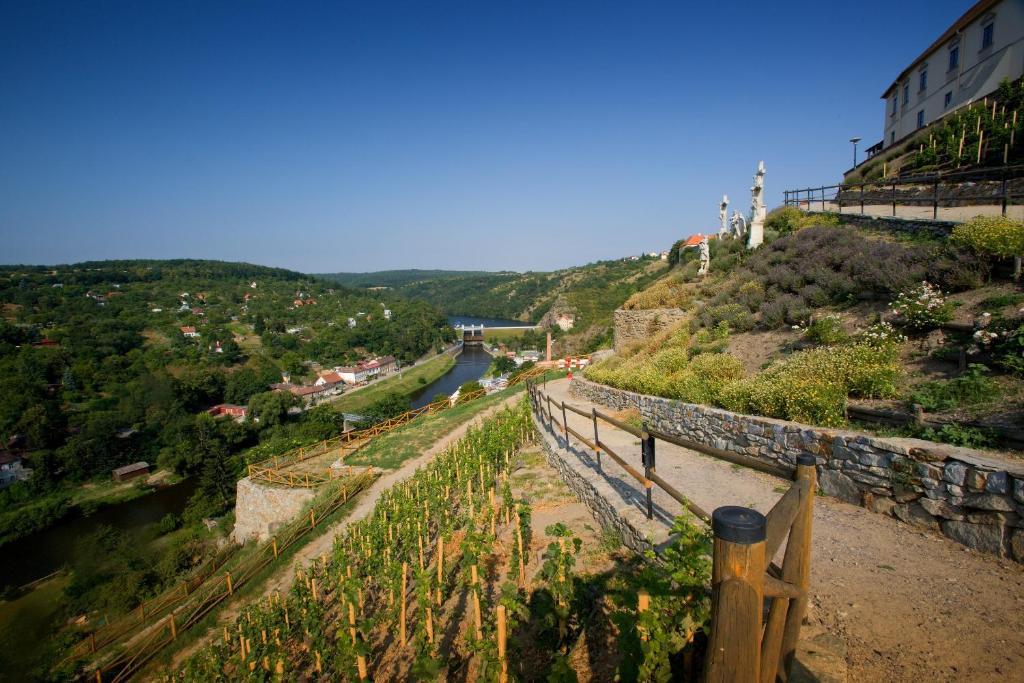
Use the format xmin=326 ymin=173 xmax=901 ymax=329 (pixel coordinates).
xmin=447 ymin=314 xmax=535 ymax=328
xmin=408 ymin=344 xmax=493 ymax=409
xmin=0 ymin=478 xmax=198 ymax=589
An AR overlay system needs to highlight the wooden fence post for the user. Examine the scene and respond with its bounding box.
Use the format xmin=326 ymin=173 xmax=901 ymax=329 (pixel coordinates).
xmin=226 ymin=572 xmax=233 ymax=595
xmin=497 ymin=604 xmax=509 ymax=683
xmin=561 ymin=401 xmax=568 ymax=438
xmin=778 ymin=455 xmax=816 ymax=675
xmin=400 ymin=562 xmax=408 ymax=646
xmin=637 ymin=591 xmax=650 ymax=641
xmin=704 ymin=506 xmax=767 ymax=683
xmin=641 ymin=422 xmax=655 ymax=520
xmin=592 ymin=407 xmax=601 ymax=473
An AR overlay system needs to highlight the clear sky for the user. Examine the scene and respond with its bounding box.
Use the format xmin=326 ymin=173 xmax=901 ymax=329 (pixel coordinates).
xmin=0 ymin=0 xmax=971 ymax=272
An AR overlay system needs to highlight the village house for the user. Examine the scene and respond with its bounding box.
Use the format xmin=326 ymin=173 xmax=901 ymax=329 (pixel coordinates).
xmin=0 ymin=449 xmax=30 ymax=489
xmin=314 ymin=371 xmax=345 ymax=395
xmin=112 ymin=461 xmax=150 ymax=482
xmin=207 ymin=404 xmax=248 ymax=421
xmin=336 ymin=355 xmax=397 ymax=385
xmin=180 ymin=326 xmax=200 ymax=338
xmin=555 ymin=313 xmax=576 ymax=331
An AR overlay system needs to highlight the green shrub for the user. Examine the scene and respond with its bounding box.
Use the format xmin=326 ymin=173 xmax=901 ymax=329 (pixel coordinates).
xmin=719 ymin=344 xmax=902 ymax=427
xmin=909 ymin=364 xmax=997 ymax=411
xmin=701 ymin=303 xmax=756 ymax=332
xmin=920 ymin=423 xmax=995 ymax=449
xmin=950 ymin=215 xmax=1024 ymax=259
xmin=765 ymin=207 xmax=803 ymax=234
xmin=803 ymin=314 xmax=848 ymax=345
xmin=736 ymin=280 xmax=765 ymax=312
xmin=690 ymin=321 xmax=730 ymax=356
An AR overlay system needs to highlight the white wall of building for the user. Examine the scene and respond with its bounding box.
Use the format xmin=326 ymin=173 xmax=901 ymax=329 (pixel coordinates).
xmin=882 ymin=0 xmax=1024 ymax=150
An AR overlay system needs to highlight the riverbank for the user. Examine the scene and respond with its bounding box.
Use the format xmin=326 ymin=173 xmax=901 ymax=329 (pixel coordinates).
xmin=0 ymin=470 xmax=184 ymax=551
xmin=328 ymin=352 xmax=456 ymax=415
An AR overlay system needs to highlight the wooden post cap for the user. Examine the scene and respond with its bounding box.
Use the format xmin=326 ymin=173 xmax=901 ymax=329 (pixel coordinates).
xmin=796 ymin=454 xmax=815 ymax=467
xmin=711 ymin=506 xmax=766 ymax=544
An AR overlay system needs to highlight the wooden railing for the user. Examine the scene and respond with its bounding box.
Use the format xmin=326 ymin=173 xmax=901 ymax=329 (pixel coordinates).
xmin=527 ymin=383 xmax=816 ymax=683
xmin=76 ymin=470 xmax=377 ymax=682
xmin=248 ymin=365 xmax=552 ymax=487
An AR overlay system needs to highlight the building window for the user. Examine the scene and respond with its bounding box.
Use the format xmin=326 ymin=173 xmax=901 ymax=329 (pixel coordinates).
xmin=917 ymin=110 xmax=925 ymax=129
xmin=892 ymin=95 xmax=898 ymax=116
xmin=949 ymin=46 xmax=959 ymax=71
xmin=982 ymin=22 xmax=994 ymax=50
xmin=919 ymin=70 xmax=927 ymax=92
xmin=891 ymin=131 xmax=896 ymax=145
xmin=944 ymin=91 xmax=953 ymax=108
xmin=903 ymin=83 xmax=910 ymax=106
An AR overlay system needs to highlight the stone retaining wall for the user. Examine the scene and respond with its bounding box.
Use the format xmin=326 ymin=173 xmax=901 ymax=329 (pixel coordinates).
xmin=613 ymin=307 xmax=688 ymax=351
xmin=570 ymin=377 xmax=1024 ymax=562
xmin=807 ymin=211 xmax=958 ymax=237
xmin=232 ymin=477 xmax=316 ymax=544
xmin=535 ymin=421 xmax=657 ymax=555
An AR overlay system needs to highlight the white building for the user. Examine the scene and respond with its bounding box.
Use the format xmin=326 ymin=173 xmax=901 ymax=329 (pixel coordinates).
xmin=878 ymin=0 xmax=1024 ymax=153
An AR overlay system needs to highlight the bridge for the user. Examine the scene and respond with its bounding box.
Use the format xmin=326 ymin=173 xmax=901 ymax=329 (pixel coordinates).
xmin=458 ymin=323 xmax=485 ymax=344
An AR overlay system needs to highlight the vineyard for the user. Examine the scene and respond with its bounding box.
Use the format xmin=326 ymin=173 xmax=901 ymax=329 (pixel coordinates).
xmin=170 ymin=398 xmax=716 ymax=681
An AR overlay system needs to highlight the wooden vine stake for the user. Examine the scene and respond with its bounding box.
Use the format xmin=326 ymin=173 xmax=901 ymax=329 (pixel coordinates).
xmin=315 ymin=650 xmax=322 ymax=674
xmin=348 ymin=602 xmax=357 ymax=645
xmin=436 ymin=536 xmax=444 ymax=606
xmin=637 ymin=591 xmax=650 ymax=641
xmin=426 ymin=606 xmax=435 ymax=644
xmin=471 ymin=565 xmax=483 ymax=640
xmin=978 ymin=129 xmax=985 ymax=164
xmin=497 ymin=604 xmax=509 ymax=683
xmin=357 ymin=654 xmax=368 ymax=680
xmin=400 ymin=562 xmax=408 ymax=646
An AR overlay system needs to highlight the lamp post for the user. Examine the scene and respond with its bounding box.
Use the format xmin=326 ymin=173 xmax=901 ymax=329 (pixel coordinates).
xmin=850 ymin=137 xmax=862 ymax=168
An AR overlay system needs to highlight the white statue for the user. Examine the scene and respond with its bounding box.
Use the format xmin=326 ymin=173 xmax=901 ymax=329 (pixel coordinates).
xmin=730 ymin=210 xmax=747 ymax=239
xmin=719 ymin=195 xmax=729 ymax=237
xmin=748 ymin=160 xmax=766 ymax=249
xmin=697 ymin=236 xmax=710 ymax=276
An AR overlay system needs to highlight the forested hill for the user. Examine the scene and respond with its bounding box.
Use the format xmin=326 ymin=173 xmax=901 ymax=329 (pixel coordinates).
xmin=321 ymin=257 xmax=669 ymax=346
xmin=0 ymin=259 xmax=455 ymax=550
xmin=317 ymin=269 xmax=495 ymax=289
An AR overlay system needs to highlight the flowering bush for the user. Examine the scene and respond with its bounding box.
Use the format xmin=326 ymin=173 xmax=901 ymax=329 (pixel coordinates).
xmin=718 ymin=344 xmax=902 ymax=426
xmin=856 ymin=321 xmax=907 ymax=351
xmin=950 ymin=215 xmax=1024 ymax=260
xmin=890 ymin=281 xmax=954 ymax=330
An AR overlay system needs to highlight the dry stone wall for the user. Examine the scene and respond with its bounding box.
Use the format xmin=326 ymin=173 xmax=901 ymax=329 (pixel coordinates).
xmin=232 ymin=477 xmax=316 ymax=544
xmin=571 ymin=377 xmax=1024 ymax=563
xmin=612 ymin=307 xmax=687 ymax=351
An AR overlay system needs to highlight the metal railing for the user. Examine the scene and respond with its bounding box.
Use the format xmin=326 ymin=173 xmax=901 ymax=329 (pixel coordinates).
xmin=785 ymin=164 xmax=1024 ymax=220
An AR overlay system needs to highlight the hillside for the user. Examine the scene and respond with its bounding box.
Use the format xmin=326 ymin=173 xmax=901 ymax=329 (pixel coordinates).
xmin=324 ymin=257 xmax=670 ymax=353
xmin=591 ymin=210 xmax=1024 ymax=452
xmin=316 ymin=269 xmax=493 ymax=289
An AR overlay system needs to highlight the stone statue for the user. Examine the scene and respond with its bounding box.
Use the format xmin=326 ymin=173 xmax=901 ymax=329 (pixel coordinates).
xmin=697 ymin=236 xmax=710 ymax=276
xmin=719 ymin=195 xmax=729 ymax=237
xmin=748 ymin=160 xmax=766 ymax=249
xmin=730 ymin=210 xmax=747 ymax=239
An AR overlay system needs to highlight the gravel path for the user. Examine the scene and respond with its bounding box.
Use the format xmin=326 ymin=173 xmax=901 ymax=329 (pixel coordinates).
xmin=540 ymin=378 xmax=1024 ymax=682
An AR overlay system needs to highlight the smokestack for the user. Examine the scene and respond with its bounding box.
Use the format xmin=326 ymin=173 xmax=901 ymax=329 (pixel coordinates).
xmin=546 ymin=331 xmax=552 ymax=362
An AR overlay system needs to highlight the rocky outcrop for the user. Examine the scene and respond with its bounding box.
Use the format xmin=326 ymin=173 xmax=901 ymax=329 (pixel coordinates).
xmin=612 ymin=307 xmax=687 ymax=351
xmin=231 ymin=477 xmax=316 ymax=544
xmin=570 ymin=377 xmax=1024 ymax=563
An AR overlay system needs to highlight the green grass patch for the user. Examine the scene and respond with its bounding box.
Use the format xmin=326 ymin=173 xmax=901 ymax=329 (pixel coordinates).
xmin=346 ymin=386 xmax=523 ymax=470
xmin=330 ymin=353 xmax=455 ymax=414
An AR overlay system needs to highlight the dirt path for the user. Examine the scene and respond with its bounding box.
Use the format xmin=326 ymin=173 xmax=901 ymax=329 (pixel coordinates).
xmin=541 ymin=378 xmax=1024 ymax=683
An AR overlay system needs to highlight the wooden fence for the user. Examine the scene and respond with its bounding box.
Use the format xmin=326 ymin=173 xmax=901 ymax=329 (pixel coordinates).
xmin=248 ymin=365 xmax=552 ymax=487
xmin=527 ymin=383 xmax=816 ymax=683
xmin=73 ymin=470 xmax=377 ymax=682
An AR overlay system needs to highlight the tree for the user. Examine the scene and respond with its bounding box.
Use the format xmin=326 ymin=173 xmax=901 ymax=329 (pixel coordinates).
xmin=365 ymin=392 xmax=409 ymax=422
xmin=248 ymin=390 xmax=298 ymax=428
xmin=492 ymin=356 xmax=516 ymax=376
xmin=224 ymin=368 xmax=268 ymax=405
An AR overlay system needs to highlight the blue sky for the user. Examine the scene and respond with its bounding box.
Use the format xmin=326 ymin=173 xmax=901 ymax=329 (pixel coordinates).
xmin=0 ymin=0 xmax=970 ymax=272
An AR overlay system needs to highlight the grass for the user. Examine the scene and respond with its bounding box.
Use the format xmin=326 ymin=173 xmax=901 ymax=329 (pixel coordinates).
xmin=0 ymin=573 xmax=69 ymax=678
xmin=484 ymin=327 xmax=534 ymax=340
xmin=346 ymin=386 xmax=524 ymax=470
xmin=329 ymin=353 xmax=455 ymax=414
xmin=72 ymin=470 xmax=182 ymax=510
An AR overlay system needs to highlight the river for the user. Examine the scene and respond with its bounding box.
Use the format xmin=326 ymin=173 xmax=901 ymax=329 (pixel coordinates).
xmin=408 ymin=344 xmax=493 ymax=409
xmin=447 ymin=314 xmax=536 ymax=328
xmin=0 ymin=478 xmax=199 ymax=590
